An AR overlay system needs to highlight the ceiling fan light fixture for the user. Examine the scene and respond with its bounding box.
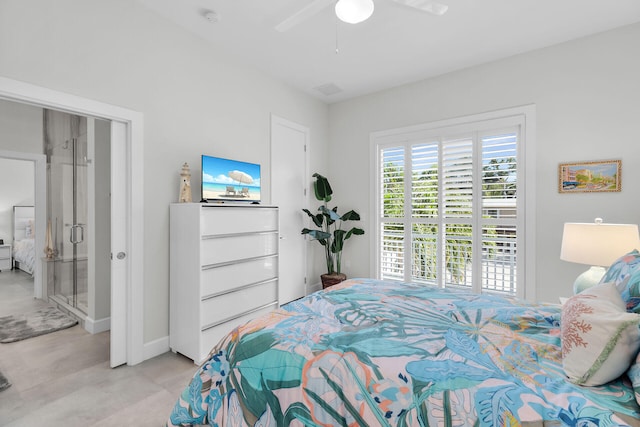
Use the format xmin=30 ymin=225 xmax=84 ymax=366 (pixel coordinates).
xmin=335 ymin=0 xmax=375 ymax=24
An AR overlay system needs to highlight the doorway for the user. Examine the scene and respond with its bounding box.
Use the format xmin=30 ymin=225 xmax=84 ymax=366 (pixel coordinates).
xmin=0 ymin=76 xmax=144 ymax=366
xmin=271 ymin=115 xmax=309 ymax=304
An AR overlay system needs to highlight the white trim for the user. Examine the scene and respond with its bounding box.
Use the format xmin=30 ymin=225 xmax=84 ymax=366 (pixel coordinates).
xmin=0 ymin=150 xmax=46 ymax=300
xmin=308 ymin=281 xmax=322 ymax=294
xmin=0 ymin=76 xmax=145 ymax=365
xmin=471 ymin=133 xmax=482 ymax=294
xmin=87 ymin=118 xmax=96 ymax=324
xmin=143 ymin=335 xmax=170 ymax=361
xmin=85 ymin=315 xmax=111 ymax=334
xmin=369 ymin=138 xmax=379 ymax=280
xmin=522 ymin=106 xmax=537 ymax=302
xmin=370 ymin=105 xmax=537 ymax=300
xmin=371 ymin=105 xmax=534 ymax=142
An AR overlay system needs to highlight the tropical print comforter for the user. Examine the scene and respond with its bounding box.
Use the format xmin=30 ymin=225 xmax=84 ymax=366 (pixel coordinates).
xmin=168 ymin=278 xmax=640 ymax=426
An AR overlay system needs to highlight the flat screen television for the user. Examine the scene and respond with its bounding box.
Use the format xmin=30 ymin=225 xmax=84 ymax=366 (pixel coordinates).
xmin=201 ymin=154 xmax=261 ymax=203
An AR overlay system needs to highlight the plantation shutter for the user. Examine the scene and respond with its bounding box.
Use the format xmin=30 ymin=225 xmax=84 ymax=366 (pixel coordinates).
xmin=411 ymin=142 xmax=438 ymax=282
xmin=377 ymin=124 xmax=520 ymax=296
xmin=441 ymin=137 xmax=474 ymax=289
xmin=380 ymin=146 xmax=405 ymax=280
xmin=480 ymin=132 xmax=518 ymax=293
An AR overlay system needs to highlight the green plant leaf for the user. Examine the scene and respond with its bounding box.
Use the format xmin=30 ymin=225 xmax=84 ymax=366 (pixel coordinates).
xmin=345 ymin=227 xmax=365 ymax=240
xmin=331 ymin=229 xmax=345 ymax=254
xmin=312 ymin=173 xmax=333 ymax=202
xmin=319 ymin=205 xmax=341 ymax=222
xmin=302 ymin=209 xmax=324 ymax=228
xmin=301 ymin=228 xmax=331 ymax=241
xmin=340 ymin=210 xmax=361 ymax=221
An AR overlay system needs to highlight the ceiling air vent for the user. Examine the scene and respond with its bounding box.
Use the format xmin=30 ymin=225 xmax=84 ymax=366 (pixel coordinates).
xmin=314 ymin=83 xmax=343 ymax=96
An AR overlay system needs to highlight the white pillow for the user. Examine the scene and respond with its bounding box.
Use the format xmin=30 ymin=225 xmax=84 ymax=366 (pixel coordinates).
xmin=561 ymin=282 xmax=640 ymax=386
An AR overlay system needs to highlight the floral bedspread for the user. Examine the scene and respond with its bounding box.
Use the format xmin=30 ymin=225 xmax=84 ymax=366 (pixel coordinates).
xmin=168 ymin=278 xmax=640 ymax=426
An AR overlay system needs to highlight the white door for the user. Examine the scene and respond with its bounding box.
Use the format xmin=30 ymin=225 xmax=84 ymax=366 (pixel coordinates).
xmin=110 ymin=121 xmax=128 ymax=367
xmin=271 ymin=115 xmax=308 ymax=304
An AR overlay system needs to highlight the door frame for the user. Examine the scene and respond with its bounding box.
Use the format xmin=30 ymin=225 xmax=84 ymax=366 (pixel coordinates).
xmin=0 ymin=76 xmax=145 ymax=366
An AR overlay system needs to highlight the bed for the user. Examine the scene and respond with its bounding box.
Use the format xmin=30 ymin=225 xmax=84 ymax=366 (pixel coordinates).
xmin=168 ymin=277 xmax=640 ymax=426
xmin=12 ymin=205 xmax=35 ymax=275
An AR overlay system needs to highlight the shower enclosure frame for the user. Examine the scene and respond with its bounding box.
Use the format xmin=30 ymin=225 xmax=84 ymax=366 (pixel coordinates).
xmin=45 ymin=111 xmax=90 ymax=316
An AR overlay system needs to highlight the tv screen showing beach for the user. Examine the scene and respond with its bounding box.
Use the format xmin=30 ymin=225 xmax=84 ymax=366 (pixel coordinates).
xmin=201 ymin=155 xmax=261 ymax=202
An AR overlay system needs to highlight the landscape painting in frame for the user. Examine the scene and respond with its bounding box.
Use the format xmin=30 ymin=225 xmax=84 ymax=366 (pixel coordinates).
xmin=558 ymin=159 xmax=621 ymax=193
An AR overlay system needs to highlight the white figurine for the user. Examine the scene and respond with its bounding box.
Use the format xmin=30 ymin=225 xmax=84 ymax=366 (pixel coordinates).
xmin=179 ymin=162 xmax=192 ymax=203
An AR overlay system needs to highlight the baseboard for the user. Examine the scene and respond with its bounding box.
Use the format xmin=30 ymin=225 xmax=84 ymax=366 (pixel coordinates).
xmin=143 ymin=335 xmax=170 ymax=361
xmin=84 ymin=316 xmax=110 ymax=334
xmin=308 ymin=281 xmax=322 ymax=294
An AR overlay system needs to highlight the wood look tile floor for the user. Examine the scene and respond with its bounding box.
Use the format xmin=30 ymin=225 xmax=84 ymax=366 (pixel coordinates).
xmin=0 ymin=270 xmax=198 ymax=426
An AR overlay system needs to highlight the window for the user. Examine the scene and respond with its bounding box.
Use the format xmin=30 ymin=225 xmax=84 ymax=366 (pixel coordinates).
xmin=372 ymin=107 xmax=534 ymax=298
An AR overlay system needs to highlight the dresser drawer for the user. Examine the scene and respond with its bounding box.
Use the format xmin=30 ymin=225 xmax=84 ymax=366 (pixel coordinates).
xmin=199 ymin=303 xmax=277 ymax=362
xmin=201 ymin=255 xmax=277 ymax=298
xmin=0 ymin=257 xmax=11 ymax=270
xmin=200 ymin=232 xmax=278 ymax=266
xmin=201 ymin=207 xmax=277 ymax=236
xmin=170 ymin=203 xmax=280 ymax=364
xmin=201 ymin=279 xmax=278 ymax=329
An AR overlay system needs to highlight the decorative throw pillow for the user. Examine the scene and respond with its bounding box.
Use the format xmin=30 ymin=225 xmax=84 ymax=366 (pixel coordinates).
xmin=600 ymin=249 xmax=640 ymax=313
xmin=628 ymin=352 xmax=640 ymax=405
xmin=561 ymin=282 xmax=640 ymax=386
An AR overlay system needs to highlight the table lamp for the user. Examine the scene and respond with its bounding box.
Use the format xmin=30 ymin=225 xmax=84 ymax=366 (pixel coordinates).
xmin=560 ymin=218 xmax=640 ymax=294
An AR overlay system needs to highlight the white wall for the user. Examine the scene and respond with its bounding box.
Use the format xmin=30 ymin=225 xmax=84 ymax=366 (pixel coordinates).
xmin=0 ymin=99 xmax=42 ymax=153
xmin=0 ymin=0 xmax=329 ymax=344
xmin=328 ymin=23 xmax=640 ymax=303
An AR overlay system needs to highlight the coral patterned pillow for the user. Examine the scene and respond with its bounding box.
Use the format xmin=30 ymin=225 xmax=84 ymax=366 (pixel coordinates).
xmin=561 ymin=282 xmax=640 ymax=386
xmin=628 ymin=352 xmax=640 ymax=405
xmin=599 ymin=249 xmax=640 ymax=313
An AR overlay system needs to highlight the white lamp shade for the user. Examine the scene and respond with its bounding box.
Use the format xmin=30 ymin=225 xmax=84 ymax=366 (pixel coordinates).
xmin=560 ymin=221 xmax=640 ymax=267
xmin=335 ymin=0 xmax=375 ymax=24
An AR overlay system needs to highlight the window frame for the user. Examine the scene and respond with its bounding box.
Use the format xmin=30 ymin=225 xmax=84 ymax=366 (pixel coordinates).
xmin=370 ymin=105 xmax=537 ymax=301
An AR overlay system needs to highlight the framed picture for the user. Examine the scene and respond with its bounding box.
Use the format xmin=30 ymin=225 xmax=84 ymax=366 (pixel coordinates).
xmin=558 ymin=159 xmax=621 ymax=193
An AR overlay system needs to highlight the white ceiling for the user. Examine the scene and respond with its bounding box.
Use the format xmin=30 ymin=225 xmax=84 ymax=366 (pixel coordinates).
xmin=136 ymin=0 xmax=640 ymax=103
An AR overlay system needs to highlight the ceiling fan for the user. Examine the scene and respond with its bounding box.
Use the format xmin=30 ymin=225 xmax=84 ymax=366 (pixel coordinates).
xmin=275 ymin=0 xmax=448 ymax=32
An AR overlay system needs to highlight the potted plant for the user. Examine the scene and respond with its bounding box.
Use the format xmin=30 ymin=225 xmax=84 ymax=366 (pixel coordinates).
xmin=302 ymin=173 xmax=365 ymax=288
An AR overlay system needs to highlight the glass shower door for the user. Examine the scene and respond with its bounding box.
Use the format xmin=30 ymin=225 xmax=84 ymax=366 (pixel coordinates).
xmin=68 ymin=131 xmax=88 ymax=312
xmin=48 ymin=111 xmax=89 ymax=314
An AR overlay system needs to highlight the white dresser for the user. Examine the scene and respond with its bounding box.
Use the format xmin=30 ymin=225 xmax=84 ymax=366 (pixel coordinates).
xmin=169 ymin=203 xmax=279 ymax=363
xmin=0 ymin=244 xmax=11 ymax=271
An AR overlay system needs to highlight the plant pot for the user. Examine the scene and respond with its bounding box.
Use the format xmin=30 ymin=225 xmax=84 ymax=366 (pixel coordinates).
xmin=321 ymin=273 xmax=347 ymax=289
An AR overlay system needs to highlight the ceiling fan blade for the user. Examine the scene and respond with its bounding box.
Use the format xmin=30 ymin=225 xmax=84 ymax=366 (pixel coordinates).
xmin=389 ymin=0 xmax=449 ymax=16
xmin=275 ymin=0 xmax=335 ymax=32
